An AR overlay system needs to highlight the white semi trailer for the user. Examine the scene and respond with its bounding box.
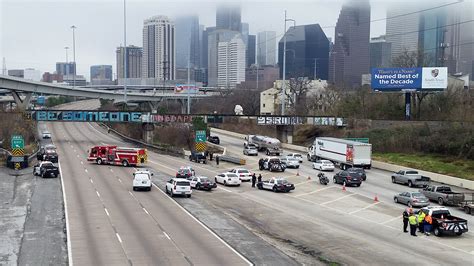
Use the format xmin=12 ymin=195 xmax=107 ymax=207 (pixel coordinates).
xmin=307 ymin=137 xmax=372 ymax=169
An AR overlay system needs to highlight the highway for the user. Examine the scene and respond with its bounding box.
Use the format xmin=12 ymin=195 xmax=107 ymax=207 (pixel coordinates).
xmin=46 ymin=99 xmax=473 ymax=265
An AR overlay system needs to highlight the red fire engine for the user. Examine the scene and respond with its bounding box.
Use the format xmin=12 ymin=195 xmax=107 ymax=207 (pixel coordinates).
xmin=87 ymin=145 xmax=147 ymax=167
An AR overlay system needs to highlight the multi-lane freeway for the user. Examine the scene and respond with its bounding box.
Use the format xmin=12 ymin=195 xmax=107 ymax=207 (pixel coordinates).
xmin=42 ymin=99 xmax=473 ymax=265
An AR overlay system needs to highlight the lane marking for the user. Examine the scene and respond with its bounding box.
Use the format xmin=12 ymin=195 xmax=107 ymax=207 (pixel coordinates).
xmin=349 ymin=202 xmax=380 ymax=215
xmin=321 ymin=193 xmax=356 ymax=205
xmin=90 ymin=179 xmax=94 ymax=184
xmin=115 ymin=233 xmax=123 ymax=243
xmin=96 ymin=191 xmax=101 ymax=198
xmin=104 ymin=208 xmax=110 ymax=217
xmin=163 ymin=231 xmax=171 ymax=240
xmin=294 ymin=180 xmax=314 ymax=186
xmin=380 ymin=215 xmax=403 ymax=225
xmin=118 ymin=179 xmax=122 ymax=183
xmin=217 ymin=186 xmax=233 ymax=193
xmin=143 ymin=208 xmax=150 ymax=215
xmin=295 ymin=186 xmax=334 ymax=197
xmin=58 ymin=161 xmax=73 ymax=266
xmin=128 ymin=191 xmax=134 ymax=197
xmin=80 ymin=161 xmax=83 ymax=165
xmin=84 ymin=169 xmax=88 ymax=173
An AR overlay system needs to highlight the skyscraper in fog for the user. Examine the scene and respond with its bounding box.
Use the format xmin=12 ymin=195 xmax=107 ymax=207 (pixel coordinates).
xmin=247 ymin=35 xmax=256 ymax=67
xmin=329 ymin=0 xmax=371 ymax=87
xmin=216 ymin=4 xmax=241 ymax=31
xmin=116 ymin=45 xmax=142 ymax=79
xmin=175 ymin=15 xmax=200 ymax=68
xmin=257 ymin=31 xmax=277 ymax=66
xmin=142 ymin=15 xmax=175 ymax=80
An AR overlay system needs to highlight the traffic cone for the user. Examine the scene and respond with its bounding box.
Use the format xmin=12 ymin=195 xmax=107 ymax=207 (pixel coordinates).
xmin=296 ymin=170 xmax=300 ymax=176
xmin=374 ymin=194 xmax=379 ymax=202
xmin=342 ymin=183 xmax=346 ymax=191
xmin=307 ymin=176 xmax=311 ymax=180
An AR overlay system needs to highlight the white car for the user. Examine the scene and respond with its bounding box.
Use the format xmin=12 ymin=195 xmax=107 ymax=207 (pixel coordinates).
xmin=286 ymin=153 xmax=303 ymax=163
xmin=281 ymin=157 xmax=300 ymax=168
xmin=312 ymin=160 xmax=335 ymax=171
xmin=229 ymin=168 xmax=252 ymax=181
xmin=132 ymin=170 xmax=153 ymax=191
xmin=165 ymin=178 xmax=192 ymax=197
xmin=42 ymin=131 xmax=52 ymax=139
xmin=215 ymin=172 xmax=241 ymax=186
xmin=189 ymin=176 xmax=217 ymax=191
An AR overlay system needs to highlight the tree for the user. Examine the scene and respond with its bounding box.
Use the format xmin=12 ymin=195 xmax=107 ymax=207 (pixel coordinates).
xmin=275 ymin=76 xmax=313 ymax=115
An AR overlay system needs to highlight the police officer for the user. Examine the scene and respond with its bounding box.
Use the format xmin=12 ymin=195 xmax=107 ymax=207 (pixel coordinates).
xmin=258 ymin=158 xmax=264 ymax=170
xmin=409 ymin=212 xmax=418 ymax=237
xmin=251 ymin=173 xmax=257 ymax=188
xmin=216 ymin=155 xmax=220 ymax=166
xmin=402 ymin=208 xmax=410 ymax=233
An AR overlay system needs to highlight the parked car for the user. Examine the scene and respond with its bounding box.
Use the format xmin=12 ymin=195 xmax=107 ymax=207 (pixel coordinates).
xmin=391 ymin=170 xmax=430 ymax=188
xmin=286 ymin=153 xmax=303 ymax=163
xmin=281 ymin=157 xmax=300 ymax=169
xmin=176 ymin=166 xmax=195 ymax=179
xmin=132 ymin=170 xmax=153 ymax=191
xmin=229 ymin=168 xmax=252 ymax=181
xmin=215 ymin=172 xmax=241 ymax=186
xmin=260 ymin=157 xmax=286 ymax=172
xmin=165 ymin=178 xmax=192 ymax=197
xmin=243 ymin=144 xmax=258 ymax=156
xmin=420 ymin=185 xmax=465 ymax=206
xmin=207 ymin=135 xmax=220 ymax=145
xmin=394 ymin=192 xmax=430 ymax=208
xmin=257 ymin=177 xmax=295 ymax=192
xmin=42 ymin=131 xmax=51 ymax=139
xmin=333 ymin=170 xmax=362 ymax=187
xmin=189 ymin=176 xmax=217 ymax=191
xmin=419 ymin=206 xmax=468 ymax=236
xmin=312 ymin=160 xmax=335 ymax=171
xmin=33 ymin=161 xmax=59 ymax=178
xmin=189 ymin=151 xmax=207 ymax=164
xmin=347 ymin=167 xmax=367 ymax=181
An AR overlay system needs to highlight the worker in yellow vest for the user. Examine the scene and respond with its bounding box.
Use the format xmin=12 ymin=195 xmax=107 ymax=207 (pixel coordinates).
xmin=409 ymin=212 xmax=418 ymax=237
xmin=418 ymin=211 xmax=426 ymax=233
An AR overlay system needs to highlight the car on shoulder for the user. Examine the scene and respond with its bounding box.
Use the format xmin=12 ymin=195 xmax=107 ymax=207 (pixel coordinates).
xmin=257 ymin=177 xmax=295 ymax=192
xmin=132 ymin=170 xmax=153 ymax=191
xmin=189 ymin=176 xmax=217 ymax=191
xmin=215 ymin=172 xmax=241 ymax=186
xmin=243 ymin=144 xmax=258 ymax=156
xmin=165 ymin=178 xmax=192 ymax=197
xmin=37 ymin=145 xmax=59 ymax=162
xmin=333 ymin=170 xmax=362 ymax=187
xmin=394 ymin=191 xmax=430 ymax=208
xmin=347 ymin=167 xmax=367 ymax=181
xmin=176 ymin=166 xmax=195 ymax=179
xmin=42 ymin=131 xmax=52 ymax=139
xmin=280 ymin=157 xmax=300 ymax=169
xmin=286 ymin=153 xmax=303 ymax=163
xmin=312 ymin=160 xmax=335 ymax=171
xmin=189 ymin=151 xmax=207 ymax=164
xmin=207 ymin=135 xmax=220 ymax=145
xmin=229 ymin=168 xmax=253 ymax=181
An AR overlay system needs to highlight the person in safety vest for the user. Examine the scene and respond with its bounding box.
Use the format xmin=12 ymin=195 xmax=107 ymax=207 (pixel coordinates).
xmin=424 ymin=214 xmax=433 ymax=236
xmin=409 ymin=213 xmax=418 ymax=237
xmin=418 ymin=211 xmax=426 ymax=233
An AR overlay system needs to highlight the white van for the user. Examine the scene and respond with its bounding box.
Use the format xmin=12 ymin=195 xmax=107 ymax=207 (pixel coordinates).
xmin=132 ymin=170 xmax=153 ymax=191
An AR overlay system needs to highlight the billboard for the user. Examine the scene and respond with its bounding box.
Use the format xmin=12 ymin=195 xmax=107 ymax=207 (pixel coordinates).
xmin=371 ymin=67 xmax=447 ymax=91
xmin=174 ymin=84 xmax=199 ymax=94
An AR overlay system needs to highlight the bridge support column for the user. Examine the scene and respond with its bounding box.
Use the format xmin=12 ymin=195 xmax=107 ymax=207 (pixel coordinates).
xmin=147 ymin=101 xmax=162 ymax=113
xmin=11 ymin=91 xmax=32 ymax=111
xmin=142 ymin=123 xmax=155 ymax=144
xmin=177 ymin=99 xmax=186 ymax=114
xmin=276 ymin=125 xmax=294 ymax=144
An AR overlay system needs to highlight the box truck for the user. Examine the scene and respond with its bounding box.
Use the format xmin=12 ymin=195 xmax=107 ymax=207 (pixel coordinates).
xmin=307 ymin=137 xmax=372 ymax=169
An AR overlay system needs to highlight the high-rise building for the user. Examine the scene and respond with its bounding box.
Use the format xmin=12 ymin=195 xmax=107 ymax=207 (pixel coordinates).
xmin=418 ymin=8 xmax=447 ymax=67
xmin=370 ymin=35 xmax=392 ymax=69
xmin=239 ymin=65 xmax=279 ymax=90
xmin=56 ymin=62 xmax=75 ymax=76
xmin=8 ymin=69 xmax=24 ymax=78
xmin=175 ymin=15 xmax=200 ymax=68
xmin=278 ymin=24 xmax=330 ymax=80
xmin=201 ymin=27 xmax=215 ymax=70
xmin=216 ymin=4 xmax=241 ymax=31
xmin=329 ymin=1 xmax=371 ymax=87
xmin=116 ymin=45 xmax=142 ymax=79
xmin=386 ymin=4 xmax=421 ymax=62
xmin=90 ymin=65 xmax=112 ymax=80
xmin=207 ymin=29 xmax=241 ymax=86
xmin=42 ymin=72 xmax=63 ymax=83
xmin=241 ymin=23 xmax=249 ymax=46
xmin=217 ymin=35 xmax=246 ymax=88
xmin=142 ymin=15 xmax=175 ymax=80
xmin=247 ymin=35 xmax=256 ymax=67
xmin=257 ymin=31 xmax=277 ymax=66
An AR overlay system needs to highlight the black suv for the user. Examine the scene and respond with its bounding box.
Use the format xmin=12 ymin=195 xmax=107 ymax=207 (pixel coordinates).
xmin=207 ymin=135 xmax=220 ymax=145
xmin=347 ymin=167 xmax=367 ymax=181
xmin=189 ymin=151 xmax=207 ymax=164
xmin=333 ymin=170 xmax=362 ymax=187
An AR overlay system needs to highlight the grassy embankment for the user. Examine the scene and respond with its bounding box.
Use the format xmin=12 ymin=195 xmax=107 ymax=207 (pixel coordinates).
xmin=373 ymin=152 xmax=474 ymax=181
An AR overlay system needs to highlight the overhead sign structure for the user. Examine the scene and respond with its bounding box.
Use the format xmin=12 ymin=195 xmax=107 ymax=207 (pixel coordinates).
xmin=371 ymin=67 xmax=447 ymax=91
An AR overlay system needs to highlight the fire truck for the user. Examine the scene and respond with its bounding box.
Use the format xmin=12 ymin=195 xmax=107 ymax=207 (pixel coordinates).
xmin=87 ymin=145 xmax=147 ymax=167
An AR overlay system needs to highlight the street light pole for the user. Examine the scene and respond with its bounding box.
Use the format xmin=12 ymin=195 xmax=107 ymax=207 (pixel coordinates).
xmin=123 ymin=0 xmax=128 ymax=104
xmin=313 ymin=58 xmax=318 ymax=80
xmin=71 ymin=25 xmax=76 ymax=88
xmin=281 ymin=11 xmax=295 ymax=116
xmin=187 ymin=60 xmax=191 ymax=114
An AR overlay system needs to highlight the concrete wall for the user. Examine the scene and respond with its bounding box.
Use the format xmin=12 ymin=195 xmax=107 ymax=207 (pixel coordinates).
xmin=211 ymin=127 xmax=474 ymax=190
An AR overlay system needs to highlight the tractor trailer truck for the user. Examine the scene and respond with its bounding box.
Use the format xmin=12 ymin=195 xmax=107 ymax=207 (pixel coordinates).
xmin=307 ymin=137 xmax=372 ymax=170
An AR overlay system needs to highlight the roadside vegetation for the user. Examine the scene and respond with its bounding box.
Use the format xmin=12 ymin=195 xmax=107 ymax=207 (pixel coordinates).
xmin=45 ymin=96 xmax=75 ymax=107
xmin=0 ymin=113 xmax=37 ymax=162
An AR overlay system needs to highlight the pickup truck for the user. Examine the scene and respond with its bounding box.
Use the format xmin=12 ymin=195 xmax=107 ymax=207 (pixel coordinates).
xmin=33 ymin=161 xmax=59 ymax=178
xmin=420 ymin=185 xmax=465 ymax=206
xmin=391 ymin=170 xmax=430 ymax=188
xmin=419 ymin=206 xmax=468 ymax=236
xmin=189 ymin=151 xmax=207 ymax=164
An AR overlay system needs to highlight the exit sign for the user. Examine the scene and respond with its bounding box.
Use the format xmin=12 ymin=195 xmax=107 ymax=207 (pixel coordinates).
xmin=11 ymin=135 xmax=24 ymax=149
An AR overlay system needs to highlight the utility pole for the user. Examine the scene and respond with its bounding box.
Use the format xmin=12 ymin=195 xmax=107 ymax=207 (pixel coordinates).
xmin=71 ymin=25 xmax=77 ymax=88
xmin=2 ymin=57 xmax=6 ymax=75
xmin=313 ymin=58 xmax=318 ymax=80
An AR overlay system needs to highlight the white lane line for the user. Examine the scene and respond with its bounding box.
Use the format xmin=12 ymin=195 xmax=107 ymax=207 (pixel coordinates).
xmin=110 ymin=168 xmax=113 ymax=172
xmin=217 ymin=186 xmax=233 ymax=193
xmin=163 ymin=231 xmax=171 ymax=240
xmin=143 ymin=208 xmax=150 ymax=215
xmin=294 ymin=180 xmax=313 ymax=186
xmin=90 ymin=179 xmax=94 ymax=184
xmin=104 ymin=208 xmax=110 ymax=217
xmin=320 ymin=193 xmax=355 ymax=205
xmin=84 ymin=169 xmax=88 ymax=173
xmin=295 ymin=186 xmax=334 ymax=197
xmin=58 ymin=161 xmax=73 ymax=266
xmin=349 ymin=202 xmax=380 ymax=215
xmin=76 ymin=154 xmax=79 ymax=158
xmin=151 ymin=183 xmax=252 ymax=265
xmin=128 ymin=191 xmax=134 ymax=197
xmin=118 ymin=179 xmax=122 ymax=183
xmin=115 ymin=233 xmax=123 ymax=243
xmin=96 ymin=191 xmax=101 ymax=198
xmin=380 ymin=215 xmax=403 ymax=225
xmin=80 ymin=161 xmax=83 ymax=165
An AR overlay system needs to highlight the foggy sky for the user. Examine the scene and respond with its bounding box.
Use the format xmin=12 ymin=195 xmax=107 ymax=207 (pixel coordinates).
xmin=0 ymin=0 xmax=450 ymax=80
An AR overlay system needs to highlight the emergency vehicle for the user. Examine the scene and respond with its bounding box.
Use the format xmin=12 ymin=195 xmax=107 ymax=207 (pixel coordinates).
xmin=87 ymin=145 xmax=147 ymax=167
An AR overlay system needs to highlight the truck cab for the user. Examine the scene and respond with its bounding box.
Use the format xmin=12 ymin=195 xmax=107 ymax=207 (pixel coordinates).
xmin=419 ymin=206 xmax=468 ymax=237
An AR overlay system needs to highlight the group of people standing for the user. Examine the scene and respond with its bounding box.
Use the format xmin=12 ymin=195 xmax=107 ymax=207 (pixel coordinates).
xmin=251 ymin=173 xmax=262 ymax=188
xmin=403 ymin=208 xmax=433 ymax=236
